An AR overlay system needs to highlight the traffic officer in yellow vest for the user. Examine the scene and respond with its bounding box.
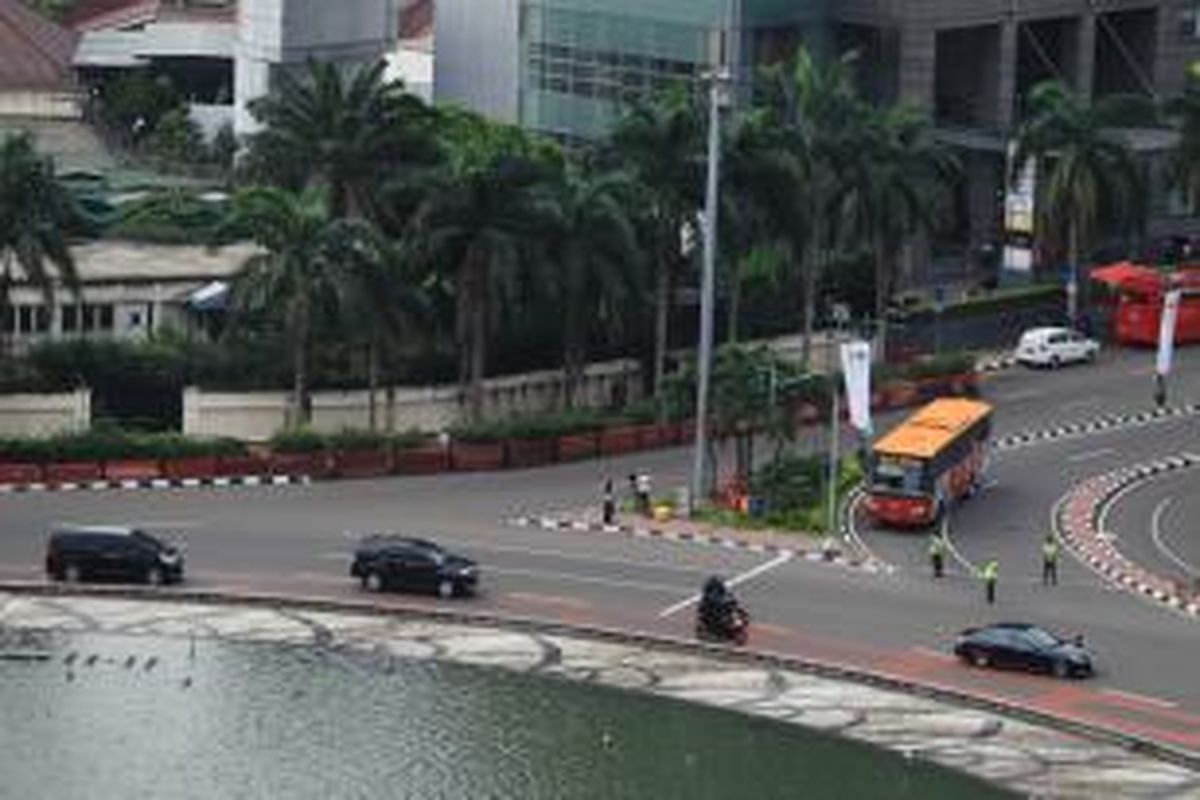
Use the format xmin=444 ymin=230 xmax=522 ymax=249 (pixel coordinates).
xmin=1042 ymin=535 xmax=1059 ymax=586
xmin=929 ymin=534 xmax=947 ymax=579
xmin=981 ymin=559 xmax=999 ymax=605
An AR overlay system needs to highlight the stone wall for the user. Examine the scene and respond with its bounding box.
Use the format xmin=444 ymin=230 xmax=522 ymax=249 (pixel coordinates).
xmin=183 ymin=359 xmax=642 ymax=441
xmin=0 ymin=390 xmax=90 ymax=438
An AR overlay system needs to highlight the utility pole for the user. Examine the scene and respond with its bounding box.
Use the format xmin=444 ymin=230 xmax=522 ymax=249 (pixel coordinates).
xmin=826 ymin=304 xmax=850 ymax=541
xmin=689 ymin=2 xmax=733 ymax=515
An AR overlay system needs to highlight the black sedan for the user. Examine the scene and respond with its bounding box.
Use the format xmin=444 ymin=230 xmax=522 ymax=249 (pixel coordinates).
xmin=350 ymin=535 xmax=479 ymax=598
xmin=953 ymin=622 xmax=1094 ymax=678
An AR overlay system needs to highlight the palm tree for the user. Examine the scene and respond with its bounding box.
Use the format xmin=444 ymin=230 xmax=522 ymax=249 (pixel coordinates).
xmin=225 ymin=186 xmax=365 ymax=428
xmin=0 ymin=134 xmax=79 ymax=350
xmin=1164 ymin=65 xmax=1200 ymax=214
xmin=761 ymin=48 xmax=862 ymax=369
xmin=718 ymin=107 xmax=797 ymax=343
xmin=409 ymin=110 xmax=555 ymax=422
xmin=846 ymin=105 xmax=957 ymax=356
xmin=609 ymin=87 xmax=704 ymax=395
xmin=546 ymin=157 xmax=643 ymax=408
xmin=336 ymin=233 xmax=429 ymax=431
xmin=1014 ymin=81 xmax=1148 ymax=323
xmin=246 ymin=59 xmax=434 ymax=219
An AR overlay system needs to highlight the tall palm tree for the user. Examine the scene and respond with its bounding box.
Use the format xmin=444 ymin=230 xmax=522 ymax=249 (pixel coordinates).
xmin=762 ymin=48 xmax=862 ymax=369
xmin=409 ymin=110 xmax=555 ymax=422
xmin=1014 ymin=80 xmax=1148 ymax=322
xmin=336 ymin=233 xmax=429 ymax=431
xmin=846 ymin=105 xmax=957 ymax=355
xmin=1164 ymin=66 xmax=1200 ymax=214
xmin=609 ymin=86 xmax=704 ymax=395
xmin=225 ymin=186 xmax=363 ymax=428
xmin=546 ymin=158 xmax=643 ymax=408
xmin=718 ymin=107 xmax=797 ymax=343
xmin=0 ymin=134 xmax=79 ymax=349
xmin=246 ymin=59 xmax=434 ymax=219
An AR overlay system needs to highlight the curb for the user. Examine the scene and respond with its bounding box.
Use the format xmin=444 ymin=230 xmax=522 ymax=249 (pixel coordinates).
xmin=0 ymin=474 xmax=310 ymax=494
xmin=507 ymin=515 xmax=891 ymax=575
xmin=975 ymin=355 xmax=1017 ymax=373
xmin=1055 ymin=454 xmax=1200 ymax=618
xmin=995 ymin=403 xmax=1200 ymax=451
xmin=1 ymin=582 xmax=1197 ymax=775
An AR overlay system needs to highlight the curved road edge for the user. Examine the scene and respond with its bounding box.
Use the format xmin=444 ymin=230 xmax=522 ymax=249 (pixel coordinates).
xmin=1053 ymin=454 xmax=1200 ymax=617
xmin=1 ymin=582 xmax=1198 ymax=798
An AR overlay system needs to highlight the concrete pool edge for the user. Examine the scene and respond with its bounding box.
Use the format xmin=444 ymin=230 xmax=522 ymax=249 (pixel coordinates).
xmin=1 ymin=584 xmax=1197 ymax=799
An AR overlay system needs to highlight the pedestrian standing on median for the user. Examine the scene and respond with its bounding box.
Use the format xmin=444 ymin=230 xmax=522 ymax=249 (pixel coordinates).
xmin=602 ymin=478 xmax=615 ymax=525
xmin=929 ymin=534 xmax=947 ymax=579
xmin=1041 ymin=534 xmax=1059 ymax=586
xmin=982 ymin=559 xmax=999 ymax=604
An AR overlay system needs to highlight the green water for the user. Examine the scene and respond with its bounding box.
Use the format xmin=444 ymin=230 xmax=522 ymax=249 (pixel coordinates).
xmin=0 ymin=632 xmax=1011 ymax=799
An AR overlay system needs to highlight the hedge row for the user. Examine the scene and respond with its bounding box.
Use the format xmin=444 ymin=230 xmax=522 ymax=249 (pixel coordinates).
xmin=269 ymin=427 xmax=428 ymax=454
xmin=0 ymin=429 xmax=245 ymax=463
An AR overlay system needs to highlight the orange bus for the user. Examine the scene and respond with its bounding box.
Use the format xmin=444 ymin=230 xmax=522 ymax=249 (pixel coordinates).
xmin=866 ymin=398 xmax=993 ymax=528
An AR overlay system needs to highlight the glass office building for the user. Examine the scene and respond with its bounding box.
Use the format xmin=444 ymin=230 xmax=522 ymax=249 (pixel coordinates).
xmin=437 ymin=0 xmax=829 ymax=141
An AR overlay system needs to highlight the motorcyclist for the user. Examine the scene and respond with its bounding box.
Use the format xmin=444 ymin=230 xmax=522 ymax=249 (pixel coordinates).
xmin=698 ymin=576 xmax=743 ymax=637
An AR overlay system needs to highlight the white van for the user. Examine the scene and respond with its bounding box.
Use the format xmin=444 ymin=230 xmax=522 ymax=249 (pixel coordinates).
xmin=1015 ymin=327 xmax=1100 ymax=368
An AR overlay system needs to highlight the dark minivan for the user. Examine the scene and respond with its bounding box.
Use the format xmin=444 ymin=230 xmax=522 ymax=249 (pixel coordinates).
xmin=46 ymin=525 xmax=185 ymax=586
xmin=350 ymin=535 xmax=478 ymax=598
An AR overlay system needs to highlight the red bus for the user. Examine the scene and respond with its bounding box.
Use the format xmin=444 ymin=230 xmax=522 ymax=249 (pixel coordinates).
xmin=1091 ymin=263 xmax=1200 ymax=346
xmin=866 ymin=398 xmax=993 ymax=528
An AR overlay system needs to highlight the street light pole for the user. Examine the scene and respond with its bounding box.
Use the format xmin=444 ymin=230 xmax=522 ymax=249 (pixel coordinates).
xmin=689 ymin=63 xmax=728 ymax=516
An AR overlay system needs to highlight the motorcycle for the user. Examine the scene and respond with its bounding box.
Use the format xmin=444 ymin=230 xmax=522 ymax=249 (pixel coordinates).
xmin=695 ymin=603 xmax=750 ymax=646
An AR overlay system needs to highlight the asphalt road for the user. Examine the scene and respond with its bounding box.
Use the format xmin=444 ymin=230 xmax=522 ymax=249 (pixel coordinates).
xmin=1103 ymin=468 xmax=1200 ymax=590
xmin=2 ymin=340 xmax=1200 ymax=753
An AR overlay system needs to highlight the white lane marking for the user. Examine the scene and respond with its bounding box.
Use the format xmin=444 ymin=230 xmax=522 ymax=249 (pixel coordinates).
xmin=488 ymin=565 xmax=690 ymax=597
xmin=939 ymin=512 xmax=977 ymax=574
xmin=1098 ymin=688 xmax=1179 ymax=709
xmin=845 ymin=491 xmax=890 ymax=570
xmin=656 ymin=551 xmax=793 ymax=619
xmin=1066 ymin=447 xmax=1117 ymax=463
xmin=1150 ymin=497 xmax=1199 ymax=577
xmin=1095 ymin=476 xmax=1146 ymax=542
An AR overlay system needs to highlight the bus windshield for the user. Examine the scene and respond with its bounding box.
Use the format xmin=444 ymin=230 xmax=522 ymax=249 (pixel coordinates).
xmin=872 ymin=455 xmax=925 ymax=494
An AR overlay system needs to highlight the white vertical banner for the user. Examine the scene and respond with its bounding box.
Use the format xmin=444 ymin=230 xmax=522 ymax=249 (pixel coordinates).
xmin=840 ymin=339 xmax=873 ymax=435
xmin=1157 ymin=289 xmax=1182 ymax=376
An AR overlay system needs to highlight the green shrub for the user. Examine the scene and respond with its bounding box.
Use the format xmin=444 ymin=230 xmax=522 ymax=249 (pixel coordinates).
xmin=903 ymin=351 xmax=976 ymax=381
xmin=327 ymin=428 xmax=389 ymax=452
xmin=392 ymin=429 xmax=429 ymax=451
xmin=0 ymin=429 xmax=245 ymax=462
xmin=269 ymin=428 xmax=327 ymax=453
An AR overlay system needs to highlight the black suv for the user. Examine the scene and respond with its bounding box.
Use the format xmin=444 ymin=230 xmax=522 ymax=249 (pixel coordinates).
xmin=46 ymin=526 xmax=184 ymax=586
xmin=350 ymin=535 xmax=478 ymax=598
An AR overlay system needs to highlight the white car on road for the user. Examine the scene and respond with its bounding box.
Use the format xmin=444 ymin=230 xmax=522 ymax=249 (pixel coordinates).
xmin=1015 ymin=327 xmax=1100 ymax=368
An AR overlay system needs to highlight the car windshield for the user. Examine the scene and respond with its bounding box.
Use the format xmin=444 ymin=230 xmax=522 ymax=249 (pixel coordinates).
xmin=1023 ymin=628 xmax=1059 ymax=649
xmin=130 ymin=530 xmax=163 ymax=550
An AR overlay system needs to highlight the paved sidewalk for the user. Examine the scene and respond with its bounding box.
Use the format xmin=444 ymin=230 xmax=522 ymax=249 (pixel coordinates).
xmin=0 ymin=591 xmax=1196 ymax=798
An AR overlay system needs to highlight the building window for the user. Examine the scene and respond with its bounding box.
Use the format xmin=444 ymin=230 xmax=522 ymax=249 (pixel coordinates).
xmin=35 ymin=306 xmax=50 ymax=333
xmin=99 ymin=304 xmax=114 ymax=331
xmin=17 ymin=305 xmax=32 ymax=334
xmin=82 ymin=304 xmax=95 ymax=332
xmin=62 ymin=304 xmax=77 ymax=332
xmin=129 ymin=310 xmax=143 ymax=328
xmin=1 ymin=306 xmax=13 ymax=333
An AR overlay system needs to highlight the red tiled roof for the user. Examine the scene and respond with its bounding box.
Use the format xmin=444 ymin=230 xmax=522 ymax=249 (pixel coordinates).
xmin=0 ymin=0 xmax=78 ymax=92
xmin=63 ymin=0 xmax=159 ymax=32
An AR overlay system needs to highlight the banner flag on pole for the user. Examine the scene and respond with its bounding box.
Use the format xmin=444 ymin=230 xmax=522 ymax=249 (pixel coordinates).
xmin=1156 ymin=289 xmax=1182 ymax=377
xmin=840 ymin=339 xmax=872 ymax=435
